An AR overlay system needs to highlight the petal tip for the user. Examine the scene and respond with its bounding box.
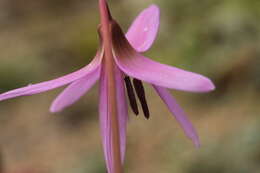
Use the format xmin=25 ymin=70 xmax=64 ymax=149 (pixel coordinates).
xmin=148 ymin=4 xmax=160 ymax=13
xmin=208 ymin=82 xmax=216 ymax=91
xmin=147 ymin=4 xmax=160 ymax=23
xmin=190 ymin=133 xmax=200 ymax=148
xmin=188 ymin=130 xmax=200 ymax=148
xmin=194 ymin=139 xmax=201 ymax=148
xmin=201 ymin=79 xmax=216 ymax=92
xmin=49 ymin=104 xmax=62 ymax=113
xmin=191 ymin=75 xmax=215 ymax=93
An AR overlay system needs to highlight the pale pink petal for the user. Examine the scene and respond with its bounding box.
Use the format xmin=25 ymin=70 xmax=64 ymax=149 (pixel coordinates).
xmin=50 ymin=66 xmax=100 ymax=113
xmin=114 ymin=65 xmax=128 ymax=162
xmin=0 ymin=52 xmax=102 ymax=102
xmin=99 ymin=69 xmax=112 ymax=172
xmin=153 ymin=85 xmax=200 ymax=147
xmin=99 ymin=66 xmax=127 ymax=172
xmin=126 ymin=4 xmax=160 ymax=52
xmin=114 ymin=52 xmax=215 ymax=92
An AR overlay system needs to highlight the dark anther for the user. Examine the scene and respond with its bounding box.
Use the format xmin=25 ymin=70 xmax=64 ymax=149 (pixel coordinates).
xmin=133 ymin=79 xmax=150 ymax=119
xmin=124 ymin=76 xmax=139 ymax=115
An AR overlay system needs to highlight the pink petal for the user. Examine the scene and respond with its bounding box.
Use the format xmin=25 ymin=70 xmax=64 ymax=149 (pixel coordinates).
xmin=0 ymin=52 xmax=102 ymax=102
xmin=99 ymin=66 xmax=128 ymax=172
xmin=126 ymin=4 xmax=160 ymax=52
xmin=50 ymin=66 xmax=100 ymax=113
xmin=99 ymin=70 xmax=112 ymax=172
xmin=114 ymin=53 xmax=215 ymax=92
xmin=153 ymin=85 xmax=200 ymax=147
xmin=115 ymin=66 xmax=128 ymax=162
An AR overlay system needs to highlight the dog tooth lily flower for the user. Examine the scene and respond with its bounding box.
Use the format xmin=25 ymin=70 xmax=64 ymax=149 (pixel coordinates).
xmin=0 ymin=1 xmax=215 ymax=172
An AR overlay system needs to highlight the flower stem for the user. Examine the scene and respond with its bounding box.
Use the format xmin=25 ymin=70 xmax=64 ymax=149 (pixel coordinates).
xmin=99 ymin=0 xmax=123 ymax=173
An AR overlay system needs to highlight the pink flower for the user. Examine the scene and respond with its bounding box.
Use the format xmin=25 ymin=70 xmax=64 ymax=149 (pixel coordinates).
xmin=0 ymin=1 xmax=215 ymax=172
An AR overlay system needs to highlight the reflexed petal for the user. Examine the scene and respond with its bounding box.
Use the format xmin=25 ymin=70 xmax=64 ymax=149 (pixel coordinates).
xmin=114 ymin=52 xmax=215 ymax=92
xmin=99 ymin=66 xmax=128 ymax=173
xmin=0 ymin=52 xmax=102 ymax=102
xmin=126 ymin=4 xmax=160 ymax=52
xmin=50 ymin=66 xmax=100 ymax=113
xmin=111 ymin=20 xmax=215 ymax=93
xmin=153 ymin=85 xmax=200 ymax=147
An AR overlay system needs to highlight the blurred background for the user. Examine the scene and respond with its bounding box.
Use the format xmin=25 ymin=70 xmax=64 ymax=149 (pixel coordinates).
xmin=0 ymin=0 xmax=259 ymax=172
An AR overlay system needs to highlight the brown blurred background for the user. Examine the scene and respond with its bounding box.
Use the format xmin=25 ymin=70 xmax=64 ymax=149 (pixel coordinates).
xmin=0 ymin=0 xmax=260 ymax=172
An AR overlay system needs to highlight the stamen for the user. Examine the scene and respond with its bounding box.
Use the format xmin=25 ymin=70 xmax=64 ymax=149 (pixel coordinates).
xmin=133 ymin=79 xmax=150 ymax=119
xmin=124 ymin=76 xmax=139 ymax=115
